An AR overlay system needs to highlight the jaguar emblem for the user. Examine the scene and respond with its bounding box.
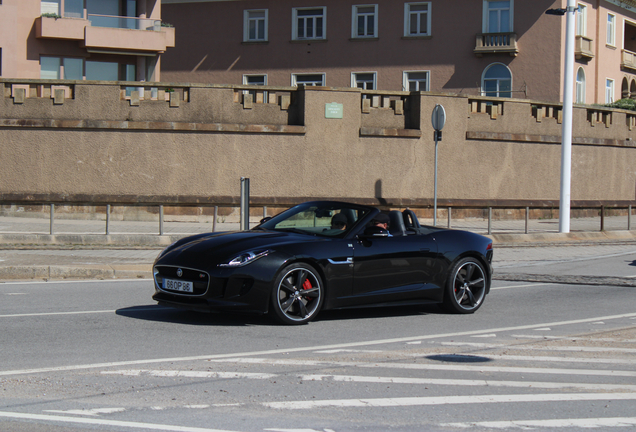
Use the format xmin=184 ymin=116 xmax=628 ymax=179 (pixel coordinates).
xmin=176 ymin=268 xmax=183 ymax=277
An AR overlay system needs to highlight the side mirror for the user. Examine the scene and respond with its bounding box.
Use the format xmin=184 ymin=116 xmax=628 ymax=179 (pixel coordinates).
xmin=259 ymin=217 xmax=272 ymax=224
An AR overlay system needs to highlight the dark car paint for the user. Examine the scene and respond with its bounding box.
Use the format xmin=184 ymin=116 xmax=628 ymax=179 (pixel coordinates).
xmin=152 ymin=201 xmax=493 ymax=316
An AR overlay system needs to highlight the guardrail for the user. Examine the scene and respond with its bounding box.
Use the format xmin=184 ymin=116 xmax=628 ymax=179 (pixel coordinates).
xmin=1 ymin=201 xmax=632 ymax=237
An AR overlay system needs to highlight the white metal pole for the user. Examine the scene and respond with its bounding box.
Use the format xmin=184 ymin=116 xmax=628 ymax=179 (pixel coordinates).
xmin=559 ymin=0 xmax=576 ymax=233
xmin=433 ymin=137 xmax=438 ymax=226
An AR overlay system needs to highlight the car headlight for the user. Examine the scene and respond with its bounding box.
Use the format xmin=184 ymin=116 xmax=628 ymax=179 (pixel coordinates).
xmin=219 ymin=250 xmax=270 ymax=268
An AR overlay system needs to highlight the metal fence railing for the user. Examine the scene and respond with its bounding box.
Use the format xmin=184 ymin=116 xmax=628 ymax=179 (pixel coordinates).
xmin=0 ymin=203 xmax=632 ymax=237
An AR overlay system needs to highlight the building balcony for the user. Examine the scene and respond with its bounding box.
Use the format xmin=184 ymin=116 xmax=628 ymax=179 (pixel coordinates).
xmin=575 ymin=35 xmax=594 ymax=60
xmin=474 ymin=33 xmax=518 ymax=57
xmin=35 ymin=15 xmax=175 ymax=53
xmin=622 ymin=49 xmax=636 ymax=72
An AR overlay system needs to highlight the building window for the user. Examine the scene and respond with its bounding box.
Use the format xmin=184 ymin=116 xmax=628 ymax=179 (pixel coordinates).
xmin=576 ymin=68 xmax=586 ymax=104
xmin=244 ymin=9 xmax=268 ymax=42
xmin=352 ymin=72 xmax=376 ymax=90
xmin=40 ymin=56 xmax=61 ymax=79
xmin=482 ymin=63 xmax=512 ymax=98
xmin=607 ymin=13 xmax=615 ymax=46
xmin=243 ymin=74 xmax=267 ymax=101
xmin=484 ymin=0 xmax=512 ymax=33
xmin=606 ymin=78 xmax=615 ymax=103
xmin=292 ymin=7 xmax=326 ymax=40
xmin=576 ymin=3 xmax=586 ymax=36
xmin=403 ymin=71 xmax=429 ymax=91
xmin=292 ymin=73 xmax=325 ymax=86
xmin=352 ymin=4 xmax=377 ymax=38
xmin=404 ymin=2 xmax=431 ymax=37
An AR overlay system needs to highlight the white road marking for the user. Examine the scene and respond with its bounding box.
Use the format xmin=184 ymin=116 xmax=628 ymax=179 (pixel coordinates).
xmin=43 ymin=408 xmax=126 ymax=416
xmin=298 ymin=374 xmax=636 ymax=392
xmin=491 ymin=282 xmax=555 ymax=290
xmin=102 ymin=368 xmax=636 ymax=392
xmin=264 ymin=429 xmax=337 ymax=432
xmin=102 ymin=370 xmax=276 ymax=380
xmin=208 ymin=357 xmax=636 ymax=378
xmin=0 ymin=278 xmax=151 ymax=285
xmin=313 ymin=349 xmax=383 ymax=354
xmin=442 ymin=417 xmax=636 ymax=429
xmin=440 ymin=341 xmax=636 ymax=353
xmin=471 ymin=334 xmax=497 ymax=338
xmin=535 ymin=327 xmax=552 ymax=331
xmin=429 ymin=353 xmax=636 ymax=365
xmin=263 ymin=393 xmax=636 ymax=410
xmin=4 ymin=293 xmax=28 ymax=295
xmin=0 ymin=306 xmax=170 ymax=319
xmin=0 ymin=410 xmax=240 ymax=432
xmin=510 ymin=334 xmax=636 ymax=342
xmin=2 ymin=312 xmax=636 ymax=377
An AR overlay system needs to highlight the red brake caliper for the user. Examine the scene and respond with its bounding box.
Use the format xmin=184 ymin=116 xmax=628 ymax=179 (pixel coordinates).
xmin=302 ymin=279 xmax=312 ymax=291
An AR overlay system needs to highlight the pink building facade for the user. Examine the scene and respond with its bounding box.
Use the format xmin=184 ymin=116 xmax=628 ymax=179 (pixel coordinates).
xmin=160 ymin=0 xmax=636 ymax=105
xmin=0 ymin=0 xmax=174 ymax=81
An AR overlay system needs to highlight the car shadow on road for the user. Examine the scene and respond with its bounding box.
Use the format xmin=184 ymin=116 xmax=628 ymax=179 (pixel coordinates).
xmin=115 ymin=303 xmax=445 ymax=326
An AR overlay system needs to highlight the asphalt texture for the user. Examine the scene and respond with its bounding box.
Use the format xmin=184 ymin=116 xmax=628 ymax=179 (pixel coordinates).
xmin=0 ymin=215 xmax=635 ymax=284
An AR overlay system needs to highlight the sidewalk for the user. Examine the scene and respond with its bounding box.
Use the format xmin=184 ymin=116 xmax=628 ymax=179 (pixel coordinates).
xmin=0 ymin=215 xmax=635 ymax=282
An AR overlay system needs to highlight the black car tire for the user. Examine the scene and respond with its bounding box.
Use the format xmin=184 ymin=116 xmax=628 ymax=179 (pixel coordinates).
xmin=270 ymin=263 xmax=324 ymax=325
xmin=442 ymin=257 xmax=487 ymax=314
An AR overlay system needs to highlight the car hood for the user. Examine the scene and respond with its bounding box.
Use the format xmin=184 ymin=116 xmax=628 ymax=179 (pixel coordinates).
xmin=156 ymin=230 xmax=325 ymax=267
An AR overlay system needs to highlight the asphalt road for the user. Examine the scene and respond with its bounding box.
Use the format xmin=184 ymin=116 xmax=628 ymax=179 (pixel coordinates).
xmin=1 ymin=253 xmax=636 ymax=432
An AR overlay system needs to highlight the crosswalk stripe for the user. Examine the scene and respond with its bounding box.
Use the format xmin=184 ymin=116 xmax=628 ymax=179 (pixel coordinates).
xmin=263 ymin=393 xmax=636 ymax=410
xmin=442 ymin=417 xmax=636 ymax=429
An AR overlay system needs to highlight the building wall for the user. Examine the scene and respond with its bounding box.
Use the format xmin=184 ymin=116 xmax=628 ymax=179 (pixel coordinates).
xmin=161 ymin=0 xmax=563 ymax=102
xmin=0 ymin=79 xmax=634 ymax=207
xmin=0 ymin=0 xmax=172 ymax=80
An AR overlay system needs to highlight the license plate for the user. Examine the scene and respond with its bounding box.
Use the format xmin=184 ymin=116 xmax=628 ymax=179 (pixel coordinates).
xmin=163 ymin=278 xmax=193 ymax=293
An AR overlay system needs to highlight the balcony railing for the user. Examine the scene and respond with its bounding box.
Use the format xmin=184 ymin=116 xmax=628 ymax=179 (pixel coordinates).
xmin=474 ymin=33 xmax=518 ymax=57
xmin=575 ymin=35 xmax=594 ymax=60
xmin=622 ymin=49 xmax=636 ymax=71
xmin=87 ymin=14 xmax=161 ymax=31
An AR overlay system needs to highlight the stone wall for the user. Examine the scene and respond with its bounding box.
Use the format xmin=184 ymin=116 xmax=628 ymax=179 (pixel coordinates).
xmin=0 ymin=79 xmax=634 ymax=209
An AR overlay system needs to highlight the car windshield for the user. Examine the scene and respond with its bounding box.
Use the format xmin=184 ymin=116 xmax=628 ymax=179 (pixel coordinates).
xmin=256 ymin=202 xmax=373 ymax=237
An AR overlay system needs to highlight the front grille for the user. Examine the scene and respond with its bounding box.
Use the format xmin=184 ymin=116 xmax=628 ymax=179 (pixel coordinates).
xmin=154 ymin=265 xmax=210 ymax=296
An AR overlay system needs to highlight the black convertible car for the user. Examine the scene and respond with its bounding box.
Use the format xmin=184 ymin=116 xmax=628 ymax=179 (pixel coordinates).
xmin=152 ymin=201 xmax=493 ymax=325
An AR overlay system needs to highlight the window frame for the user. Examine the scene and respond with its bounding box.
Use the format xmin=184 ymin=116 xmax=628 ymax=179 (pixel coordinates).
xmin=291 ymin=73 xmax=326 ymax=87
xmin=244 ymin=9 xmax=268 ymax=42
xmin=575 ymin=67 xmax=586 ymax=104
xmin=576 ymin=3 xmax=587 ymax=37
xmin=292 ymin=7 xmax=327 ymax=40
xmin=351 ymin=71 xmax=377 ymax=90
xmin=481 ymin=62 xmax=512 ymax=98
xmin=607 ymin=13 xmax=616 ymax=46
xmin=403 ymin=70 xmax=430 ymax=92
xmin=403 ymin=2 xmax=431 ymax=37
xmin=482 ymin=0 xmax=513 ymax=34
xmin=606 ymin=78 xmax=615 ymax=104
xmin=352 ymin=4 xmax=378 ymax=39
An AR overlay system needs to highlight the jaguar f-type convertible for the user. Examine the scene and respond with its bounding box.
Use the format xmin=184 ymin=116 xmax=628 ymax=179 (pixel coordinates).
xmin=152 ymin=201 xmax=493 ymax=325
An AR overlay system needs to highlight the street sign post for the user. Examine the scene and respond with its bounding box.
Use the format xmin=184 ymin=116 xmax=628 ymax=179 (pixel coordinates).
xmin=431 ymin=104 xmax=446 ymax=226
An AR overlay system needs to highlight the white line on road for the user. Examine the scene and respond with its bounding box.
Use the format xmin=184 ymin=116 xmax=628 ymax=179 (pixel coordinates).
xmin=208 ymin=357 xmax=636 ymax=378
xmin=0 ymin=306 xmax=170 ymax=319
xmin=440 ymin=341 xmax=636 ymax=353
xmin=102 ymin=370 xmax=277 ymax=380
xmin=102 ymin=368 xmax=636 ymax=392
xmin=2 ymin=311 xmax=636 ymax=377
xmin=0 ymin=410 xmax=240 ymax=432
xmin=442 ymin=417 xmax=636 ymax=429
xmin=263 ymin=393 xmax=636 ymax=410
xmin=490 ymin=282 xmax=555 ymax=290
xmin=427 ymin=353 xmax=636 ymax=365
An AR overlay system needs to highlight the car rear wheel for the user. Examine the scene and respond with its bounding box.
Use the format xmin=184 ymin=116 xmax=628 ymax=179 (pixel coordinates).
xmin=442 ymin=257 xmax=487 ymax=314
xmin=270 ymin=263 xmax=324 ymax=325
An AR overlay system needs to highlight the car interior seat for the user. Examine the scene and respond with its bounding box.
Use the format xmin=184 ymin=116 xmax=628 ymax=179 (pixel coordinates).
xmin=388 ymin=210 xmax=407 ymax=236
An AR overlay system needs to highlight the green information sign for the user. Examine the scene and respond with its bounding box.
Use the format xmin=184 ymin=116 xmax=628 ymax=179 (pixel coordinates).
xmin=325 ymin=102 xmax=343 ymax=119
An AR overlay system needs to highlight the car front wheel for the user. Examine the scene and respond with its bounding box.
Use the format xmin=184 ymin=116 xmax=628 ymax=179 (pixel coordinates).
xmin=270 ymin=263 xmax=324 ymax=325
xmin=442 ymin=257 xmax=487 ymax=314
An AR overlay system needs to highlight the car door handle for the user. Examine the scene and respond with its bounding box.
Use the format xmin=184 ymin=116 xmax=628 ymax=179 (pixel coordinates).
xmin=328 ymin=257 xmax=353 ymax=265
